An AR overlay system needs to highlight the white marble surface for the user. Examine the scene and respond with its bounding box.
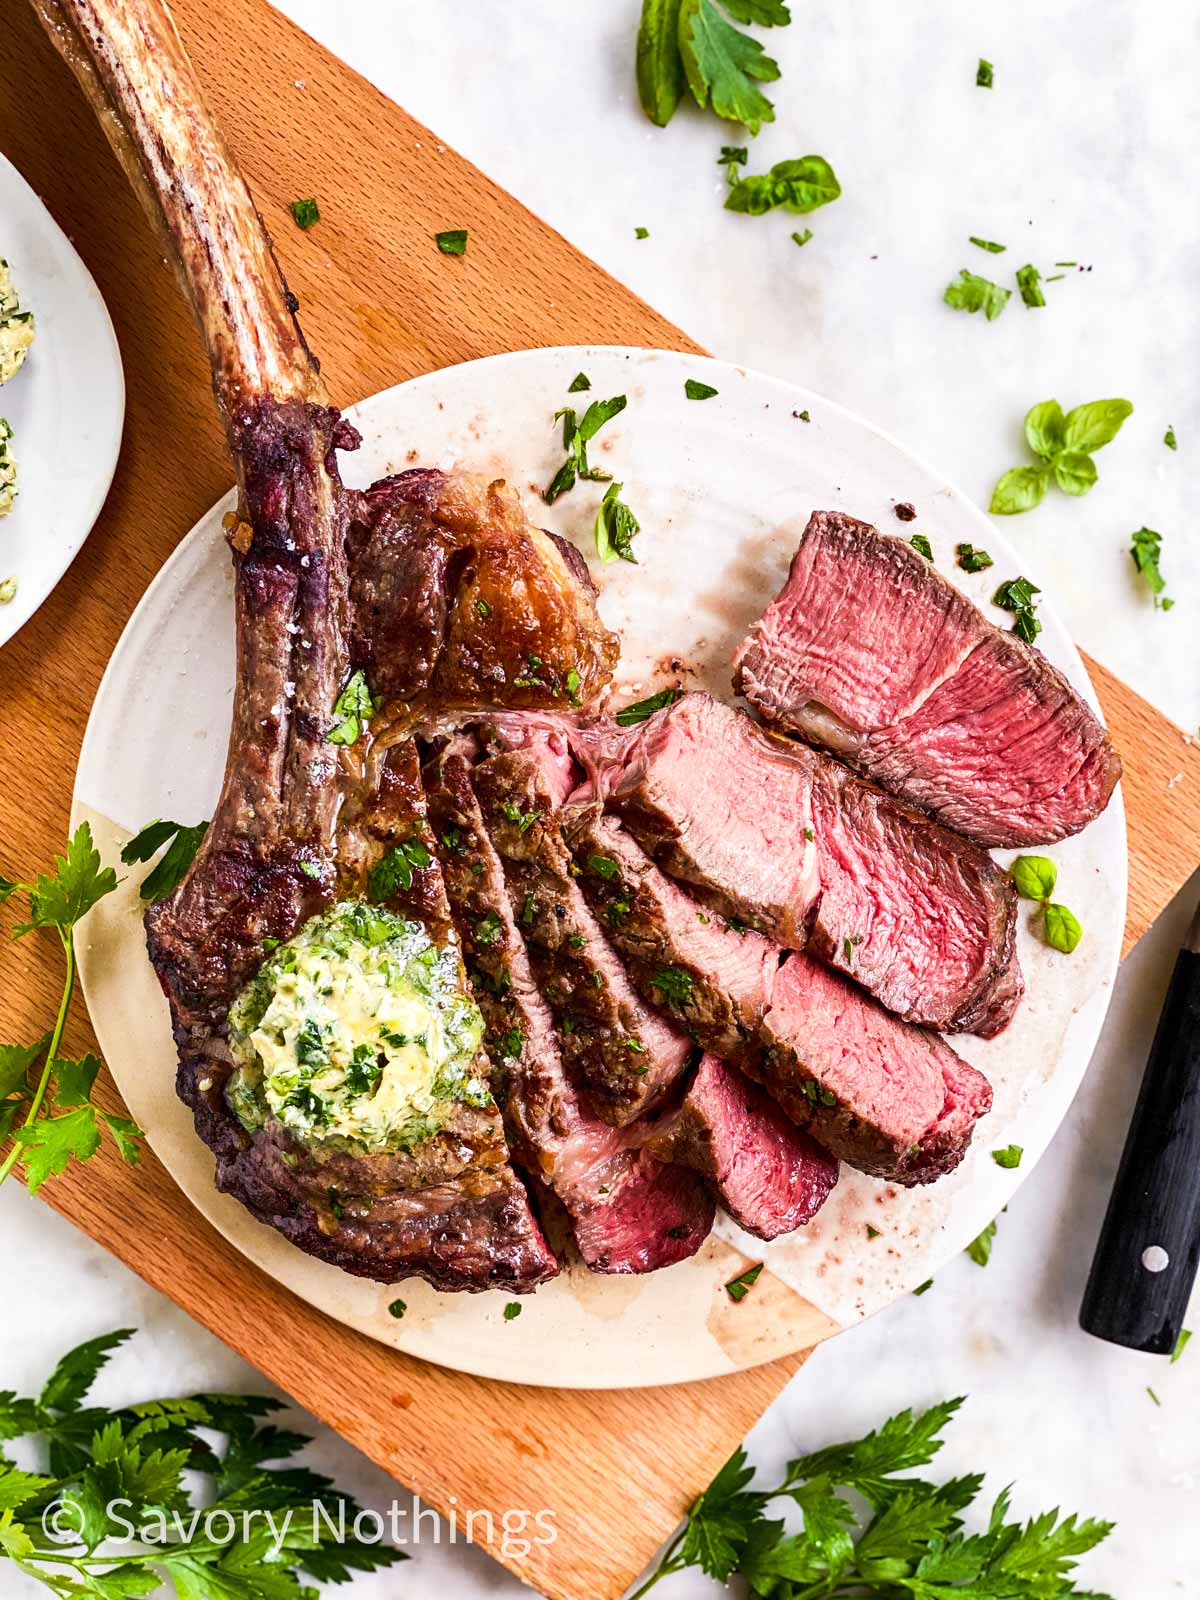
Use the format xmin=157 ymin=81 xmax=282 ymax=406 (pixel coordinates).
xmin=4 ymin=2 xmax=1200 ymax=1596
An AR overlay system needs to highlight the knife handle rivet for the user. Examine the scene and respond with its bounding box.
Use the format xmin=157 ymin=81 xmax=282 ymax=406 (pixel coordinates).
xmin=1141 ymin=1245 xmax=1170 ymax=1273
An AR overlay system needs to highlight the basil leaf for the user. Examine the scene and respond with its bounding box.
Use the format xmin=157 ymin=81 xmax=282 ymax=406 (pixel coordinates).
xmin=989 ymin=465 xmax=1049 ymax=515
xmin=1023 ymin=399 xmax=1066 ymax=460
xmin=1044 ymin=903 xmax=1083 ymax=953
xmin=725 ymin=155 xmax=841 ymax=217
xmin=1053 ymin=451 xmax=1097 ymax=497
xmin=636 ymin=0 xmax=687 ymax=126
xmin=1130 ymin=526 xmax=1171 ymax=608
xmin=594 ymin=482 xmax=640 ymax=566
xmin=1009 ymin=855 xmax=1057 ymax=901
xmin=1061 ymin=398 xmax=1133 ymax=454
xmin=910 ymin=534 xmax=933 ymax=561
xmin=955 ymin=543 xmax=993 ymax=573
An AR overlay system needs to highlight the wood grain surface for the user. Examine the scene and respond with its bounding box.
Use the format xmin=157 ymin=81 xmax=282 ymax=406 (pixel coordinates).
xmin=1 ymin=1 xmax=1198 ymax=1596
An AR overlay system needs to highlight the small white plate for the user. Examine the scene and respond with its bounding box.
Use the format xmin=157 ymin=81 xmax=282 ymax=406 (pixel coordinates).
xmin=72 ymin=346 xmax=1125 ymax=1387
xmin=0 ymin=154 xmax=125 ymax=647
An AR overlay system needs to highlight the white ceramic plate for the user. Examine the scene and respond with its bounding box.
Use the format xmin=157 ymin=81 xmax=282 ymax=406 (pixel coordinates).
xmin=72 ymin=346 xmax=1126 ymax=1387
xmin=0 ymin=154 xmax=125 ymax=647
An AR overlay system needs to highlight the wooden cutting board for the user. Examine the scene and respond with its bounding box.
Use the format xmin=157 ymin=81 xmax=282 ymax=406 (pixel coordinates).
xmin=2 ymin=3 xmax=1198 ymax=1596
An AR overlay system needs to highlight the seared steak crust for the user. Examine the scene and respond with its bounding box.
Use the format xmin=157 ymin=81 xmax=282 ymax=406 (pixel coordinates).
xmin=470 ymin=749 xmax=695 ymax=1127
xmin=348 ymin=470 xmax=618 ymax=710
xmin=735 ymin=511 xmax=1121 ymax=847
xmin=425 ymin=739 xmax=714 ymax=1271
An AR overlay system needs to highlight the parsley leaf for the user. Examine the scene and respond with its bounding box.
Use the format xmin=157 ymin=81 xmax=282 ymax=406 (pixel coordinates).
xmin=725 ymin=1262 xmax=764 ymax=1302
xmin=545 ymin=395 xmax=628 ymax=502
xmin=567 ymin=371 xmax=590 ymax=392
xmin=725 ymin=155 xmax=841 ymax=216
xmin=435 ymin=229 xmax=468 ymax=256
xmin=594 ymin=482 xmax=641 ymax=566
xmin=792 ymin=227 xmax=813 ymax=247
xmin=679 ymin=0 xmax=782 ymax=134
xmin=11 ymin=822 xmax=117 ymax=937
xmin=944 ymin=268 xmax=1011 ymax=321
xmin=969 ymin=236 xmax=1006 ymax=253
xmin=122 ymin=818 xmax=209 ymax=902
xmin=910 ymin=533 xmax=933 ymax=561
xmin=685 ymin=378 xmax=719 ymax=399
xmin=653 ymin=966 xmax=695 ymax=1006
xmin=503 ymin=1301 xmax=522 ymax=1320
xmin=977 ymin=57 xmax=994 ymax=87
xmin=40 ymin=1330 xmax=135 ymax=1415
xmin=992 ymin=1144 xmax=1023 ymax=1169
xmin=15 ymin=1105 xmax=102 ymax=1194
xmin=1164 ymin=425 xmax=1178 ymax=450
xmin=368 ymin=837 xmax=431 ymax=902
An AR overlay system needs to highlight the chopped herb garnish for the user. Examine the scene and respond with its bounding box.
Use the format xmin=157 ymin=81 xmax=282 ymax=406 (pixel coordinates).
xmin=992 ymin=574 xmax=1042 ymax=640
xmin=568 ymin=371 xmax=591 ymax=392
xmin=910 ymin=533 xmax=933 ymax=561
xmin=289 ymin=197 xmax=319 ymax=229
xmin=718 ymin=145 xmax=748 ymax=168
xmin=685 ymin=378 xmax=719 ymax=400
xmin=503 ymin=1301 xmax=523 ymax=1320
xmin=475 ymin=597 xmax=492 ymax=619
xmin=791 ymin=228 xmax=813 ymax=247
xmin=653 ymin=966 xmax=695 ymax=1006
xmin=976 ymin=57 xmax=994 ymax=87
xmin=944 ymin=268 xmax=1010 ymax=321
xmin=615 ymin=686 xmax=682 ymax=726
xmin=725 ymin=1261 xmax=764 ymax=1302
xmin=1164 ymin=425 xmax=1178 ymax=450
xmin=588 ymin=854 xmax=620 ymax=880
xmin=796 ymin=408 xmax=810 ymax=421
xmin=544 ymin=393 xmax=628 ymax=503
xmin=435 ymin=229 xmax=468 ymax=256
xmin=495 ymin=1028 xmax=525 ymax=1060
xmin=1172 ymin=1328 xmax=1191 ymax=1363
xmin=1016 ymin=262 xmax=1046 ymax=308
xmin=635 ymin=226 xmax=650 ymax=239
xmin=388 ymin=1298 xmax=407 ymax=1318
xmin=956 ymin=542 xmax=993 ymax=573
xmin=594 ymin=480 xmax=641 ymax=565
xmin=842 ymin=933 xmax=863 ymax=963
xmin=966 ymin=1217 xmax=997 ymax=1266
xmin=520 ymin=892 xmax=536 ymax=926
xmin=566 ymin=666 xmax=582 ymax=705
xmin=865 ymin=1223 xmax=881 ymax=1239
xmin=441 ymin=827 xmax=463 ymax=852
xmin=1130 ymin=526 xmax=1172 ymax=610
xmin=912 ymin=1277 xmax=934 ymax=1295
xmin=991 ymin=1144 xmax=1023 ymax=1169
xmin=1147 ymin=1385 xmax=1161 ymax=1407
xmin=969 ymin=236 xmax=1006 ymax=253
xmin=368 ymin=837 xmax=430 ymax=901
xmin=327 ymin=668 xmax=380 ymax=745
xmin=499 ymin=801 xmax=540 ymax=834
xmin=725 ymin=155 xmax=841 ymax=218
xmin=475 ymin=912 xmax=503 ymax=947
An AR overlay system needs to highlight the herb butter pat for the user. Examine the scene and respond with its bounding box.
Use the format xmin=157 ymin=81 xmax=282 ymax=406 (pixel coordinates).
xmin=0 ymin=260 xmax=35 ymax=388
xmin=227 ymin=901 xmax=488 ymax=1153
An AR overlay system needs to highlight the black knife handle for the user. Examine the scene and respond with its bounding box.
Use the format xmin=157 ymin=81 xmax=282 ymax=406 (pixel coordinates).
xmin=1080 ymin=944 xmax=1200 ymax=1353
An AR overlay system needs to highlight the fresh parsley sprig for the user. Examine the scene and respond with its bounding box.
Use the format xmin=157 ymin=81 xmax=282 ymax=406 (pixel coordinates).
xmin=543 ymin=394 xmax=627 ymax=504
xmin=121 ymin=818 xmax=209 ymax=903
xmin=990 ymin=398 xmax=1133 ymax=514
xmin=0 ymin=1327 xmax=406 ymax=1596
xmin=1130 ymin=526 xmax=1173 ymax=611
xmin=637 ymin=0 xmax=788 ymax=133
xmin=629 ymin=1396 xmax=1112 ymax=1598
xmin=0 ymin=825 xmax=142 ymax=1195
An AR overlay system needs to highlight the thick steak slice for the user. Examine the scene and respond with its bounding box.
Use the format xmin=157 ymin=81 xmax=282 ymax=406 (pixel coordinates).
xmin=734 ymin=511 xmax=1121 ymax=846
xmin=423 ymin=740 xmax=714 ymax=1272
xmin=647 ymin=1055 xmax=838 ymax=1240
xmin=754 ymin=953 xmax=992 ymax=1185
xmin=601 ymin=694 xmax=1021 ymax=1036
xmin=567 ymin=811 xmax=779 ymax=1056
xmin=606 ymin=693 xmax=819 ymax=942
xmin=808 ymin=760 xmax=1022 ymax=1037
xmin=471 ymin=749 xmax=695 ymax=1126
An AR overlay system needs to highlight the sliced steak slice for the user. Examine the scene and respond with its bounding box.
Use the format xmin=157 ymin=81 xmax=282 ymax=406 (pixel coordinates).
xmin=567 ymin=811 xmax=779 ymax=1056
xmin=808 ymin=759 xmax=1022 ymax=1037
xmin=606 ymin=693 xmax=819 ymax=943
xmin=646 ymin=1055 xmax=838 ymax=1240
xmin=753 ymin=953 xmax=992 ymax=1185
xmin=470 ymin=748 xmax=695 ymax=1126
xmin=734 ymin=510 xmax=1121 ymax=846
xmin=423 ymin=739 xmax=713 ymax=1271
xmin=599 ymin=693 xmax=1021 ymax=1036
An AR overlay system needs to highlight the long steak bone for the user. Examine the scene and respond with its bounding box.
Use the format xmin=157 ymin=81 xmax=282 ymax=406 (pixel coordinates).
xmin=35 ymin=0 xmax=565 ymax=1289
